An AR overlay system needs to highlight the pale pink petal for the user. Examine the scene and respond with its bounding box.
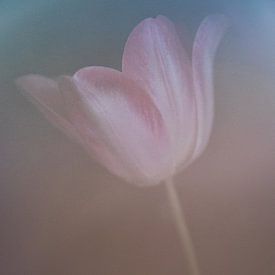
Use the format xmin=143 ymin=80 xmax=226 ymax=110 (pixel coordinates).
xmin=192 ymin=15 xmax=229 ymax=159
xmin=16 ymin=75 xmax=80 ymax=142
xmin=122 ymin=15 xmax=196 ymax=170
xmin=57 ymin=76 xmax=134 ymax=181
xmin=73 ymin=66 xmax=171 ymax=184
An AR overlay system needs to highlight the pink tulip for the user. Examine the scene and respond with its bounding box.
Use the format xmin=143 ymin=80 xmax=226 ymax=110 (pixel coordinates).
xmin=16 ymin=15 xmax=228 ymax=186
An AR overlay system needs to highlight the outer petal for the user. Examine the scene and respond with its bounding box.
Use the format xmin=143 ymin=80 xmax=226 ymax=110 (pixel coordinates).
xmin=191 ymin=15 xmax=229 ymax=159
xmin=72 ymin=66 xmax=172 ymax=185
xmin=57 ymin=76 xmax=134 ymax=182
xmin=16 ymin=74 xmax=134 ymax=181
xmin=15 ymin=75 xmax=80 ymax=142
xmin=122 ymin=15 xmax=196 ymax=171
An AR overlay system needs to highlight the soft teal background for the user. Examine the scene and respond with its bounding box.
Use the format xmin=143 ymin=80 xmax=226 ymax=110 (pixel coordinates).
xmin=1 ymin=1 xmax=275 ymax=274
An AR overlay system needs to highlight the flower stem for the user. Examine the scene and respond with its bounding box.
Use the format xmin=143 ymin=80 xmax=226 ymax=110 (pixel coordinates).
xmin=165 ymin=178 xmax=200 ymax=275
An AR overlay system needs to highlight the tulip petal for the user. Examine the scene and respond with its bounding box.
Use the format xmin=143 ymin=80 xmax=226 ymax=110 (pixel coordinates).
xmin=57 ymin=76 xmax=134 ymax=181
xmin=72 ymin=66 xmax=171 ymax=184
xmin=192 ymin=15 xmax=229 ymax=159
xmin=16 ymin=75 xmax=80 ymax=142
xmin=122 ymin=15 xmax=196 ymax=170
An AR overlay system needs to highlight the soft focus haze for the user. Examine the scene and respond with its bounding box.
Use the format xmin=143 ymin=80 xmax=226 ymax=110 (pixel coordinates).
xmin=0 ymin=0 xmax=275 ymax=274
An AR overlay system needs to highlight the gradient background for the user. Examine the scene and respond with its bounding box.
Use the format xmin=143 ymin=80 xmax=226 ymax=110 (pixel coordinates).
xmin=1 ymin=0 xmax=275 ymax=274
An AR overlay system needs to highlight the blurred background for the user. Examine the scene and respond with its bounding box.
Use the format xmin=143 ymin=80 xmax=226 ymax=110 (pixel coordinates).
xmin=0 ymin=0 xmax=275 ymax=274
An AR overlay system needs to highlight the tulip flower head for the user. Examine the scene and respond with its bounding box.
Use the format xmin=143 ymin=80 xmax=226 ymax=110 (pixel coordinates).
xmin=16 ymin=15 xmax=228 ymax=186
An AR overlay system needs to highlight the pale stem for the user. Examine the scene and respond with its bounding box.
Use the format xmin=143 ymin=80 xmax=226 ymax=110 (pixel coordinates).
xmin=165 ymin=178 xmax=200 ymax=275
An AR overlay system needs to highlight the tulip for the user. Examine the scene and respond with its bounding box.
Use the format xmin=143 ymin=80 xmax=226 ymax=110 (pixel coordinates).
xmin=16 ymin=15 xmax=228 ymax=186
xmin=16 ymin=15 xmax=228 ymax=275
